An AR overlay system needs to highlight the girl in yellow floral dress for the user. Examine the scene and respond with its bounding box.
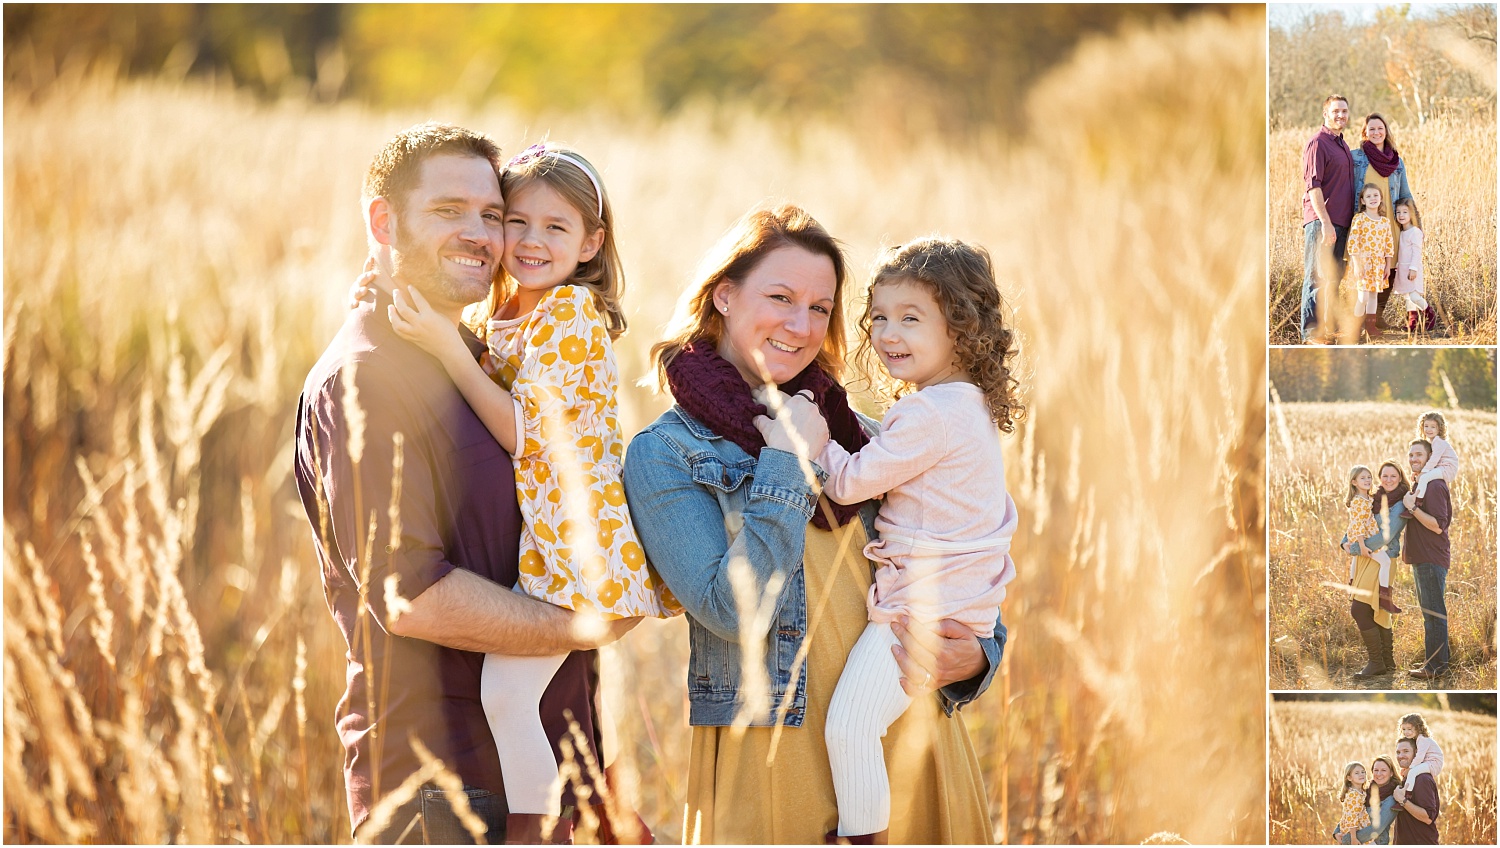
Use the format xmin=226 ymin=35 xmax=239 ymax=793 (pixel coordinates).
xmin=1333 ymin=761 xmax=1373 ymax=844
xmin=384 ymin=142 xmax=680 ymax=836
xmin=1347 ymin=181 xmax=1397 ymax=340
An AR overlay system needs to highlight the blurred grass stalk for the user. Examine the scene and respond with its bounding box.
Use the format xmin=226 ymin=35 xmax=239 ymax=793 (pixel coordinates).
xmin=4 ymin=9 xmax=1266 ymax=844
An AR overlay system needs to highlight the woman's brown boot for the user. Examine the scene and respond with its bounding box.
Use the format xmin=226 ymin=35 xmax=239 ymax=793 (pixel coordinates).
xmin=1378 ymin=586 xmax=1402 ymax=614
xmin=1379 ymin=626 xmax=1396 ymax=672
xmin=1352 ymin=628 xmax=1390 ymax=679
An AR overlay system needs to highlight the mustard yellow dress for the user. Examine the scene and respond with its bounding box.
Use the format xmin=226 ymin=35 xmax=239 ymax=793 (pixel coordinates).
xmin=684 ymin=521 xmax=994 ymax=844
xmin=1350 ymin=556 xmax=1393 ymax=630
xmin=484 ymin=285 xmax=679 ymax=619
xmin=1347 ymin=212 xmax=1395 ymax=294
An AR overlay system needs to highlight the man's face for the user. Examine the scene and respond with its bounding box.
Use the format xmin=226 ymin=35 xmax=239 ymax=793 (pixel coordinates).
xmin=387 ymin=154 xmax=504 ymax=309
xmin=1324 ymin=100 xmax=1350 ymax=132
xmin=1396 ymin=739 xmax=1416 ymax=770
xmin=1409 ymin=443 xmax=1431 ymax=475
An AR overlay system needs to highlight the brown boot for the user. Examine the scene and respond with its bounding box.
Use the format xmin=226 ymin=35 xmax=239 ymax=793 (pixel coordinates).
xmin=1363 ymin=313 xmax=1383 ymax=340
xmin=1352 ymin=628 xmax=1390 ymax=679
xmin=506 ymin=813 xmax=571 ymax=845
xmin=1379 ymin=627 xmax=1396 ymax=672
xmin=1379 ymin=586 xmax=1402 ymax=614
xmin=825 ymin=830 xmax=889 ymax=845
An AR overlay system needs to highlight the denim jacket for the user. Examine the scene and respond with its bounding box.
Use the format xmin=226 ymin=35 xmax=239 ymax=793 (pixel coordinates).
xmin=1351 ymin=148 xmax=1413 ymax=207
xmin=1341 ymin=498 xmax=1407 ymax=558
xmin=622 ymin=405 xmax=1005 ymax=727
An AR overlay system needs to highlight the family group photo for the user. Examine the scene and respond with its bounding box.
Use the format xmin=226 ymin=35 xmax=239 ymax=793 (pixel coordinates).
xmin=1269 ymin=693 xmax=1498 ymax=846
xmin=3 ymin=4 xmax=1268 ymax=844
xmin=1268 ymin=3 xmax=1498 ymax=346
xmin=1268 ymin=348 xmax=1497 ymax=691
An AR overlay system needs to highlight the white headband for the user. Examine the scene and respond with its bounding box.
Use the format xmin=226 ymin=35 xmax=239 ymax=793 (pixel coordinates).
xmin=505 ymin=144 xmax=604 ymax=218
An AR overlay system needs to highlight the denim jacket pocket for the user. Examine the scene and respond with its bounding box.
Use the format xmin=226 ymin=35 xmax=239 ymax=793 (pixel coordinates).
xmin=689 ymin=456 xmax=754 ymax=493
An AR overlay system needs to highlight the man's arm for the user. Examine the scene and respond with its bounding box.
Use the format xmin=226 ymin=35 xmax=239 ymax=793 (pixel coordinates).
xmin=1398 ymin=775 xmax=1439 ymax=825
xmin=390 ymin=568 xmax=638 ymax=654
xmin=1408 ymin=505 xmax=1442 ymax=534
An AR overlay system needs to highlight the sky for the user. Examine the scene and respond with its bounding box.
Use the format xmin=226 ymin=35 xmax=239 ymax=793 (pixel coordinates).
xmin=1266 ymin=1 xmax=1467 ymax=31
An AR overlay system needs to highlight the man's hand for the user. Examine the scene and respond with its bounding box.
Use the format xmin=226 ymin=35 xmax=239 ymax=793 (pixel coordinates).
xmin=1394 ymin=786 xmax=1407 ymax=805
xmin=1403 ymin=492 xmax=1417 ymax=509
xmin=580 ymin=615 xmax=644 ymax=650
xmin=1320 ymin=218 xmax=1337 ymax=246
xmin=891 ymin=616 xmax=985 ymax=696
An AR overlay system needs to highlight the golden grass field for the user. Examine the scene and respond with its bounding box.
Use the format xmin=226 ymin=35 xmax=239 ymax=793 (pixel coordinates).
xmin=1269 ymin=699 xmax=1498 ymax=845
xmin=1268 ymin=123 xmax=1498 ymax=345
xmin=4 ymin=11 xmax=1266 ymax=844
xmin=1268 ymin=401 xmax=1497 ymax=690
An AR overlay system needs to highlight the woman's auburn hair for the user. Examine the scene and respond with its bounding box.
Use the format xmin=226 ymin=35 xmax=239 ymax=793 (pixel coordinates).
xmin=855 ymin=237 xmax=1026 ymax=432
xmin=1374 ymin=460 xmax=1410 ymax=508
xmin=649 ymin=203 xmax=851 ymax=389
xmin=472 ymin=143 xmax=629 ymax=340
xmin=1361 ymin=112 xmax=1400 ymax=155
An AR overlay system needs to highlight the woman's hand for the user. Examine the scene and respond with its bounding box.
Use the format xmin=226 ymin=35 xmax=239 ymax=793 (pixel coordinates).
xmin=891 ymin=616 xmax=986 ymax=696
xmin=348 ymin=256 xmax=381 ymax=308
xmin=752 ymin=388 xmax=830 ymax=460
xmin=389 ymin=285 xmax=468 ymax=364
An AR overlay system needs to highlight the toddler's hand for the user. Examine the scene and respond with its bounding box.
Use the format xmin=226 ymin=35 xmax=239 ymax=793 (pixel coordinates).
xmin=1408 ymin=269 xmax=1416 ymax=282
xmin=389 ymin=286 xmax=465 ymax=362
xmin=752 ymin=389 xmax=829 ymax=459
xmin=348 ymin=256 xmax=381 ymax=309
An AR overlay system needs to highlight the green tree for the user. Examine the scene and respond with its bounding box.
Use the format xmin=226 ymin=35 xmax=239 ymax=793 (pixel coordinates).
xmin=1427 ymin=348 xmax=1497 ymax=409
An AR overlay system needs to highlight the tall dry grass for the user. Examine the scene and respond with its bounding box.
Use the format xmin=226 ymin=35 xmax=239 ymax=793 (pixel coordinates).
xmin=1267 ymin=401 xmax=1497 ymax=690
xmin=4 ymin=10 xmax=1266 ymax=844
xmin=1269 ymin=699 xmax=1497 ymax=845
xmin=1268 ymin=122 xmax=1498 ymax=345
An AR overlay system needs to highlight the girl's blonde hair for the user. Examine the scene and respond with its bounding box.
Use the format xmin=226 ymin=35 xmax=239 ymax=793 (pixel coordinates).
xmin=478 ymin=143 xmax=628 ymax=339
xmin=1399 ymin=713 xmax=1430 ymax=737
xmin=649 ymin=203 xmax=851 ymax=390
xmin=1341 ymin=761 xmax=1366 ymax=799
xmin=1418 ymin=411 xmax=1447 ymax=439
xmin=1393 ymin=196 xmax=1422 ymax=231
xmin=1358 ymin=179 xmax=1401 ymax=249
xmin=857 ymin=237 xmax=1025 ymax=431
xmin=1345 ymin=464 xmax=1373 ymax=507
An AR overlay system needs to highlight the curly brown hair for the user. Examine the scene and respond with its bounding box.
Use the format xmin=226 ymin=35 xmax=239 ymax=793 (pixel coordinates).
xmin=856 ymin=237 xmax=1025 ymax=431
xmin=1418 ymin=411 xmax=1447 ymax=440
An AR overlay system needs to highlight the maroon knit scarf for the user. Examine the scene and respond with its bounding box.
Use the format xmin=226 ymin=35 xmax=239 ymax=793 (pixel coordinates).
xmin=1361 ymin=140 xmax=1401 ymax=178
xmin=664 ymin=341 xmax=870 ymax=530
xmin=1373 ymin=481 xmax=1409 ymax=515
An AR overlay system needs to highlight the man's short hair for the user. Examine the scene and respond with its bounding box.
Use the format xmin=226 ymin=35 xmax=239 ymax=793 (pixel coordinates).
xmin=363 ymin=122 xmax=502 ymax=213
xmin=1396 ymin=737 xmax=1417 ymax=753
xmin=1410 ymin=438 xmax=1433 ymax=454
xmin=1323 ymin=94 xmax=1350 ymax=112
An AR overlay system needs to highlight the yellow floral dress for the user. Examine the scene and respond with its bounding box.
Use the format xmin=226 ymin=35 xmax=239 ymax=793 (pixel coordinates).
xmin=484 ymin=285 xmax=680 ymax=619
xmin=1337 ymin=786 xmax=1371 ymax=834
xmin=1347 ymin=212 xmax=1395 ymax=293
xmin=1346 ymin=495 xmax=1378 ymax=542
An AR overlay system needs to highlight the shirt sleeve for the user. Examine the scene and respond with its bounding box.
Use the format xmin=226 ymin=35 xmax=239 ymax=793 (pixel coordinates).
xmin=510 ymin=287 xmax=614 ymax=464
xmin=297 ymin=355 xmax=455 ymax=627
xmin=816 ymin=392 xmax=948 ymax=504
xmin=1422 ymin=482 xmax=1453 ymax=533
xmin=1303 ymin=137 xmax=1325 ymax=191
xmin=1411 ymin=774 xmax=1439 ymax=821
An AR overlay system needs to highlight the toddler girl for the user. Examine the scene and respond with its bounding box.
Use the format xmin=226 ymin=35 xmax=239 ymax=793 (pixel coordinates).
xmin=379 ymin=143 xmax=680 ymax=839
xmin=1347 ymin=182 xmax=1397 ymax=341
xmin=1391 ymin=198 xmax=1430 ymax=331
xmin=1399 ymin=713 xmax=1445 ymax=792
xmin=1333 ymin=761 xmax=1373 ymax=845
xmin=1346 ymin=465 xmax=1399 ymax=613
xmin=784 ymin=237 xmax=1022 ymax=842
xmin=1413 ymin=411 xmax=1458 ymax=499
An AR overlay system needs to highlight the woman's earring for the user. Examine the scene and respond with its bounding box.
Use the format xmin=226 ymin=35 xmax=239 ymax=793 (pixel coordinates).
xmin=719 ymin=304 xmax=728 ymax=315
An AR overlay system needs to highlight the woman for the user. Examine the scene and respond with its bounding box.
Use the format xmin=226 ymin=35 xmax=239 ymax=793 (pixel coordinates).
xmin=622 ymin=204 xmax=1000 ymax=843
xmin=1365 ymin=755 xmax=1400 ymax=844
xmin=1346 ymin=461 xmax=1409 ymax=679
xmin=1350 ymin=114 xmax=1416 ymax=324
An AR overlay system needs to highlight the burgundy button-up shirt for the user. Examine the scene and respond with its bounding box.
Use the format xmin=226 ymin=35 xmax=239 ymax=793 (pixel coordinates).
xmin=295 ymin=288 xmax=598 ymax=833
xmin=1302 ymin=124 xmax=1354 ymax=227
xmin=1402 ymin=479 xmax=1451 ymax=569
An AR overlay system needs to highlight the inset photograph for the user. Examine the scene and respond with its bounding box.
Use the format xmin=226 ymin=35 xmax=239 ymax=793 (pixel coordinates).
xmin=1269 ymin=693 xmax=1498 ymax=845
xmin=1269 ymin=3 xmax=1497 ymax=345
xmin=1269 ymin=348 xmax=1497 ymax=689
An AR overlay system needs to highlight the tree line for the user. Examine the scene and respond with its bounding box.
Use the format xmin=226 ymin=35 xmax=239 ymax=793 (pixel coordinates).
xmin=1269 ymin=3 xmax=1495 ymax=129
xmin=4 ymin=3 xmax=1238 ymax=136
xmin=1270 ymin=348 xmax=1496 ymax=409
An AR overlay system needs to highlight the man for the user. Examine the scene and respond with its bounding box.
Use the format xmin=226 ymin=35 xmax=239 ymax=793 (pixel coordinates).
xmin=295 ymin=122 xmax=636 ymax=843
xmin=1402 ymin=439 xmax=1451 ymax=680
xmin=1299 ymin=94 xmax=1355 ymax=343
xmin=1393 ymin=737 xmax=1441 ymax=843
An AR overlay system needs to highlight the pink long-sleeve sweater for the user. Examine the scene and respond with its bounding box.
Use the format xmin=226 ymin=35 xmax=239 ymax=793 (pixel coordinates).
xmin=816 ymin=382 xmax=1016 ymax=636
